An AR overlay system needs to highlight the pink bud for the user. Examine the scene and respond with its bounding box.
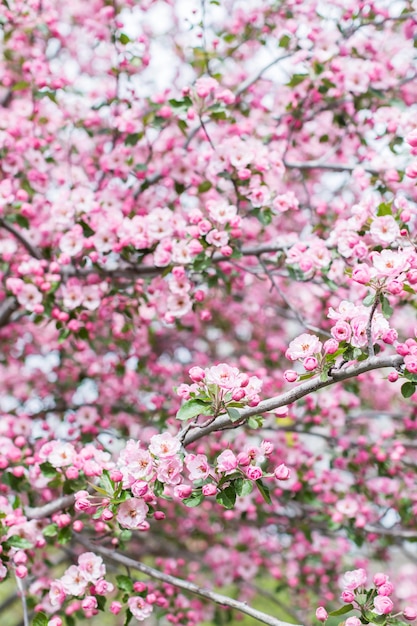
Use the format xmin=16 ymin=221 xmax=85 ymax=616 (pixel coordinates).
xmin=316 ymin=607 xmax=328 ymax=622
xmin=323 ymin=339 xmax=339 ymax=354
xmin=284 ymin=370 xmax=298 ymax=383
xmin=341 ymin=591 xmax=355 ymax=603
xmin=110 ymin=602 xmax=122 ymax=615
xmin=274 ymin=464 xmax=290 ymax=480
xmin=404 ymin=607 xmax=417 ymax=621
xmin=303 ymin=356 xmax=318 ymax=371
xmin=189 ymin=366 xmax=206 ymax=383
xmin=232 ymin=389 xmax=245 ymax=401
xmin=202 ymin=483 xmax=217 ymax=496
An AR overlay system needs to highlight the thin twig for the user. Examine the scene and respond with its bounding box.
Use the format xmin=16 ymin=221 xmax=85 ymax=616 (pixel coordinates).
xmin=365 ymin=293 xmax=380 ymax=358
xmin=15 ymin=574 xmax=29 ymax=626
xmin=0 ymin=297 xmax=18 ymax=327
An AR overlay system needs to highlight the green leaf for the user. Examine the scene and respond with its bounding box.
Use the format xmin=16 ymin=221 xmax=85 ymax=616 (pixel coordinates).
xmin=39 ymin=462 xmax=59 ymax=478
xmin=227 ymin=407 xmax=241 ymax=422
xmin=57 ymin=526 xmax=72 ymax=545
xmin=15 ymin=214 xmax=29 ymax=229
xmin=7 ymin=536 xmax=33 ymax=549
xmin=116 ymin=574 xmax=134 ymax=593
xmin=377 ymin=202 xmax=392 ymax=216
xmin=153 ymin=479 xmax=164 ymax=497
xmin=96 ymin=595 xmax=107 ymax=611
xmin=328 ymin=604 xmax=354 ymax=617
xmin=176 ymin=399 xmax=210 ymax=421
xmin=183 ymin=493 xmax=204 ymax=507
xmin=248 ymin=416 xmax=263 ymax=429
xmin=287 ymin=73 xmax=308 ymax=87
xmin=216 ymin=485 xmax=236 ymax=509
xmin=119 ymin=33 xmax=130 ymax=44
xmin=12 ymin=81 xmax=30 ymax=91
xmin=363 ymin=293 xmax=376 ymax=307
xmin=78 ymin=326 xmax=89 ymax=340
xmin=78 ymin=219 xmax=94 ymax=237
xmin=235 ymin=478 xmax=253 ymax=497
xmin=32 ymin=613 xmax=49 ymax=626
xmin=255 ymin=479 xmax=271 ymax=505
xmin=125 ymin=133 xmax=142 ymax=146
xmin=279 ymin=34 xmax=291 ymax=48
xmin=401 ymin=381 xmax=416 ymax=398
xmin=42 ymin=523 xmax=58 ymax=538
xmin=124 ymin=609 xmax=133 ymax=626
xmin=380 ymin=295 xmax=393 ymax=318
xmin=198 ymin=181 xmax=212 ymax=193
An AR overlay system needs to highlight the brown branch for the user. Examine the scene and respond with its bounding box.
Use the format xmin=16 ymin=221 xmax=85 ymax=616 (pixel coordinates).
xmin=0 ymin=297 xmax=18 ymax=327
xmin=77 ymin=539 xmax=301 ymax=626
xmin=284 ymin=160 xmax=380 ymax=176
xmin=181 ymin=354 xmax=404 ymax=445
xmin=25 ymin=494 xmax=75 ymax=520
xmin=0 ymin=219 xmax=43 ymax=260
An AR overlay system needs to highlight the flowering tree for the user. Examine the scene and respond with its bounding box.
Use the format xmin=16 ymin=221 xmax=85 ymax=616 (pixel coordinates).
xmin=2 ymin=0 xmax=417 ymax=625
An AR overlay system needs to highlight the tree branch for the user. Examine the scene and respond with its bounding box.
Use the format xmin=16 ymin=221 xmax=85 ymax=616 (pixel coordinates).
xmin=0 ymin=219 xmax=43 ymax=260
xmin=0 ymin=297 xmax=18 ymax=327
xmin=77 ymin=539 xmax=301 ymax=626
xmin=182 ymin=354 xmax=404 ymax=445
xmin=236 ymin=53 xmax=293 ymax=97
xmin=25 ymin=494 xmax=75 ymax=520
xmin=284 ymin=160 xmax=380 ymax=176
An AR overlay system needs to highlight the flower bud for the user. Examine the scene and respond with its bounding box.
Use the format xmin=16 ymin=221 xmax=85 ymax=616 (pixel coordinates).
xmin=274 ymin=464 xmax=290 ymax=480
xmin=315 ymin=607 xmax=328 ymax=622
xmin=404 ymin=607 xmax=417 ymax=621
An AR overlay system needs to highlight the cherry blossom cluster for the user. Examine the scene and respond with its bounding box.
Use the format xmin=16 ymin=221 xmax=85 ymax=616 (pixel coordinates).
xmin=177 ymin=363 xmax=263 ymax=413
xmin=316 ymin=568 xmax=417 ymax=625
xmin=72 ymin=434 xmax=290 ymax=530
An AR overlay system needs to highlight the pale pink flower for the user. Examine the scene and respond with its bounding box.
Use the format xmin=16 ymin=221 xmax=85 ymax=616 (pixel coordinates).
xmin=207 ymin=200 xmax=237 ymax=225
xmin=206 ymin=229 xmax=229 ymax=248
xmin=156 ymin=456 xmax=183 ymax=485
xmin=205 ymin=363 xmax=241 ymax=390
xmin=216 ymin=449 xmax=238 ymax=474
xmin=374 ymin=596 xmax=394 ymax=615
xmin=16 ymin=284 xmax=43 ymax=312
xmin=116 ymin=498 xmax=148 ymax=530
xmin=286 ymin=333 xmax=322 ymax=361
xmin=48 ymin=442 xmax=76 ymax=468
xmin=62 ymin=284 xmax=83 ymax=310
xmin=342 ymin=568 xmax=367 ymax=591
xmin=78 ymin=552 xmax=105 ymax=583
xmin=166 ymin=292 xmax=192 ymax=317
xmin=184 ymin=454 xmax=210 ymax=481
xmin=127 ymin=596 xmax=153 ymax=621
xmin=370 ymin=215 xmax=400 ymax=245
xmin=49 ymin=580 xmax=66 ymax=607
xmin=372 ymin=250 xmax=409 ymax=277
xmin=149 ymin=432 xmax=180 ymax=458
xmin=59 ymin=225 xmax=84 ymax=256
xmin=273 ymin=191 xmax=299 ymax=213
xmin=60 ymin=565 xmax=89 ymax=596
